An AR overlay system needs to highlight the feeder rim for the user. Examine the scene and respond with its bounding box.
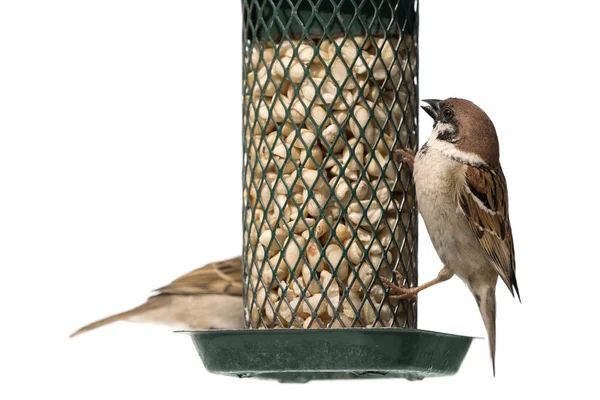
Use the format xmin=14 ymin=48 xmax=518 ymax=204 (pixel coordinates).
xmin=176 ymin=327 xmax=480 ymax=340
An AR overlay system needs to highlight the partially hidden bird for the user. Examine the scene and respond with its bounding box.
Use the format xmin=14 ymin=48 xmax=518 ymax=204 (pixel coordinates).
xmin=382 ymin=98 xmax=520 ymax=374
xmin=70 ymin=256 xmax=244 ymax=337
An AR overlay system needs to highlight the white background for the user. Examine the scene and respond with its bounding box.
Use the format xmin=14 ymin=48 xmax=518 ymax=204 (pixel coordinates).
xmin=1 ymin=0 xmax=599 ymax=398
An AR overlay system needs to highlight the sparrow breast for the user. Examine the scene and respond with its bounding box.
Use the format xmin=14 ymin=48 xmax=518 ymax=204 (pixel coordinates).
xmin=414 ymin=144 xmax=492 ymax=284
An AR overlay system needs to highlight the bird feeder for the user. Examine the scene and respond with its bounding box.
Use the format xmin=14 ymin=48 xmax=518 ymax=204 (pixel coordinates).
xmin=243 ymin=0 xmax=418 ymax=331
xmin=185 ymin=0 xmax=473 ymax=381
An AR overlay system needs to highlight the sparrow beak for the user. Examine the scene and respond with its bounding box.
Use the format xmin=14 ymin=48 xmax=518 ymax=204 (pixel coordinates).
xmin=421 ymin=99 xmax=441 ymax=120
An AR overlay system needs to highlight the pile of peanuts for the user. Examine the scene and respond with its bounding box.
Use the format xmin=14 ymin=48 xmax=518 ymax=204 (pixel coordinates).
xmin=243 ymin=34 xmax=416 ymax=328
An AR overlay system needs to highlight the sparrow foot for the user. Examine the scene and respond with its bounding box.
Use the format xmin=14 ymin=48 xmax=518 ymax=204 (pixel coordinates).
xmin=380 ymin=271 xmax=417 ymax=301
xmin=382 ymin=265 xmax=455 ymax=303
xmin=394 ymin=148 xmax=415 ymax=168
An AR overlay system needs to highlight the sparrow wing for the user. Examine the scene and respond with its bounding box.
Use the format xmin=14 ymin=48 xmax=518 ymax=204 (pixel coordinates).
xmin=154 ymin=256 xmax=243 ymax=297
xmin=458 ymin=165 xmax=520 ymax=299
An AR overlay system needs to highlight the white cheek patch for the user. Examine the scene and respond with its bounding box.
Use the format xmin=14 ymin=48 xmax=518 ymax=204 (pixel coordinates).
xmin=426 ymin=125 xmax=488 ymax=167
xmin=436 ymin=122 xmax=455 ymax=135
xmin=427 ymin=122 xmax=455 ymax=141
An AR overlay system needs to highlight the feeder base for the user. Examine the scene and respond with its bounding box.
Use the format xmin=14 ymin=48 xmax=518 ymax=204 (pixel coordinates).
xmin=179 ymin=328 xmax=474 ymax=382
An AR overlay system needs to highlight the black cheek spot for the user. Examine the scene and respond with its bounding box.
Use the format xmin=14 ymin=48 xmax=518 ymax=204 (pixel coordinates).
xmin=437 ymin=128 xmax=458 ymax=143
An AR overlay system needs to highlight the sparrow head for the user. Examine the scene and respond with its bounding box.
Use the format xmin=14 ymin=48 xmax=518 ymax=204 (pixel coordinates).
xmin=421 ymin=98 xmax=499 ymax=168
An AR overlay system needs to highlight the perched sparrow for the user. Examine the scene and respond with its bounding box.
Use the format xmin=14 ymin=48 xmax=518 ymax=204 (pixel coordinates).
xmin=70 ymin=256 xmax=244 ymax=337
xmin=383 ymin=98 xmax=520 ymax=374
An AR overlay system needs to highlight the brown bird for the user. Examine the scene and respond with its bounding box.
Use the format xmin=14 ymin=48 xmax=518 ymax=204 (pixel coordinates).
xmin=383 ymin=98 xmax=519 ymax=374
xmin=70 ymin=256 xmax=244 ymax=337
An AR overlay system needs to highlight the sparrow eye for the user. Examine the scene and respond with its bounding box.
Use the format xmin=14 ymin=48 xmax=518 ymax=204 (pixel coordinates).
xmin=442 ymin=108 xmax=454 ymax=119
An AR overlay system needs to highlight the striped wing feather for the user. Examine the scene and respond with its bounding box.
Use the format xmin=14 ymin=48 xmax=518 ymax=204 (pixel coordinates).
xmin=458 ymin=165 xmax=520 ymax=299
xmin=155 ymin=256 xmax=243 ymax=297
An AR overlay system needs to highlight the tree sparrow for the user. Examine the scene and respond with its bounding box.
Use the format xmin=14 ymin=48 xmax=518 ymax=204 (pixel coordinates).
xmin=382 ymin=98 xmax=520 ymax=374
xmin=70 ymin=256 xmax=244 ymax=337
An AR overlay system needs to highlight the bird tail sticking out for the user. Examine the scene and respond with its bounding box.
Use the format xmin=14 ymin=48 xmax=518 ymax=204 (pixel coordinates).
xmin=70 ymin=301 xmax=157 ymax=338
xmin=474 ymin=285 xmax=497 ymax=376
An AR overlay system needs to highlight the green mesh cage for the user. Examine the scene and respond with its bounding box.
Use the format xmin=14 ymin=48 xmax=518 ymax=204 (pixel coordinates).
xmin=242 ymin=0 xmax=418 ymax=329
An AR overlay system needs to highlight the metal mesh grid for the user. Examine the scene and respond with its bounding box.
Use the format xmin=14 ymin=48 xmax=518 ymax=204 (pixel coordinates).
xmin=242 ymin=0 xmax=418 ymax=329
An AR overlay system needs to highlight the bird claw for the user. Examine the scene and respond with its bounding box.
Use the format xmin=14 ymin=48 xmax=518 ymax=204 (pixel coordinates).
xmin=393 ymin=148 xmax=415 ymax=168
xmin=393 ymin=270 xmax=403 ymax=282
xmin=380 ymin=272 xmax=417 ymax=301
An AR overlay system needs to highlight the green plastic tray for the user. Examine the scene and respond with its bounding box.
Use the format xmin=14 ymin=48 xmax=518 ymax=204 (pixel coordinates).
xmin=180 ymin=328 xmax=474 ymax=382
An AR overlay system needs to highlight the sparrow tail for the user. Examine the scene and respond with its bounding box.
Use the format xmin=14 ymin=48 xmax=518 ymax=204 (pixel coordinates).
xmin=474 ymin=284 xmax=497 ymax=376
xmin=70 ymin=301 xmax=157 ymax=338
xmin=511 ymin=275 xmax=521 ymax=303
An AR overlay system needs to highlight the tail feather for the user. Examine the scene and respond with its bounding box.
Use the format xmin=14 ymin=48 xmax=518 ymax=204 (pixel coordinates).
xmin=70 ymin=302 xmax=156 ymax=338
xmin=511 ymin=275 xmax=521 ymax=303
xmin=474 ymin=284 xmax=497 ymax=376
